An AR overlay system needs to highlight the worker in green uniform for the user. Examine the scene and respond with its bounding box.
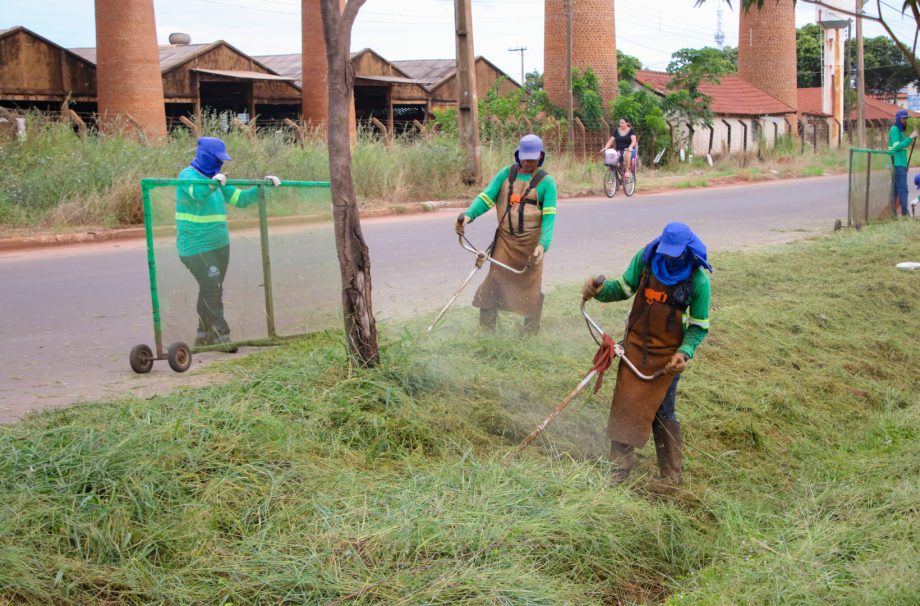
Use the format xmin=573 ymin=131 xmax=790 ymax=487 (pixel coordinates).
xmin=582 ymin=222 xmax=711 ymax=485
xmin=889 ymin=110 xmax=918 ymax=218
xmin=455 ymin=134 xmax=557 ymax=333
xmin=176 ymin=137 xmax=280 ymax=350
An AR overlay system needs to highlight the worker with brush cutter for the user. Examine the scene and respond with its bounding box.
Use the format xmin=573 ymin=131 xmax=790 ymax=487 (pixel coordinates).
xmin=582 ymin=222 xmax=712 ymax=485
xmin=455 ymin=134 xmax=557 ymax=333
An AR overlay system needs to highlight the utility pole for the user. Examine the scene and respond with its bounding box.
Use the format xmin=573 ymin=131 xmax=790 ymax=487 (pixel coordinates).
xmin=508 ymin=46 xmax=527 ymax=87
xmin=855 ymin=0 xmax=866 ymax=147
xmin=454 ymin=0 xmax=481 ymax=184
xmin=566 ymin=0 xmax=574 ymax=153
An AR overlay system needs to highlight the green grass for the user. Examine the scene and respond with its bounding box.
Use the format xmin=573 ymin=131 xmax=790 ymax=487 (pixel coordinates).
xmin=0 ymin=113 xmax=858 ymax=233
xmin=2 ymin=222 xmax=919 ymax=604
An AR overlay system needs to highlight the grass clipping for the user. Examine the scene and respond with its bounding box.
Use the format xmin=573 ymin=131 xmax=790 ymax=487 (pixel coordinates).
xmin=1 ymin=223 xmax=919 ymax=605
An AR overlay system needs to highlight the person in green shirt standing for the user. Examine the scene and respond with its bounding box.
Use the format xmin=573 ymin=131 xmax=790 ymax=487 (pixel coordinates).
xmin=582 ymin=222 xmax=712 ymax=485
xmin=176 ymin=137 xmax=280 ymax=349
xmin=455 ymin=134 xmax=557 ymax=333
xmin=889 ymin=110 xmax=918 ymax=218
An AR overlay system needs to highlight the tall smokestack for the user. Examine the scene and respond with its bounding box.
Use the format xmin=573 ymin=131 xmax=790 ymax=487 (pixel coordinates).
xmin=301 ymin=0 xmax=354 ymax=135
xmin=94 ymin=0 xmax=166 ymax=140
xmin=544 ymin=0 xmax=618 ymax=109
xmin=737 ymin=0 xmax=798 ymax=111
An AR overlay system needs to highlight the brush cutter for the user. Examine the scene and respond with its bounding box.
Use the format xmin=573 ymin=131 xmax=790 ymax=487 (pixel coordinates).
xmin=426 ymin=213 xmax=532 ymax=333
xmin=513 ymin=276 xmax=667 ymax=453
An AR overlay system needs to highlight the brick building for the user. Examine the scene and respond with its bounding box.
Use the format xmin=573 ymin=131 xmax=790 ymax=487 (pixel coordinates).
xmin=543 ymin=0 xmax=617 ymax=109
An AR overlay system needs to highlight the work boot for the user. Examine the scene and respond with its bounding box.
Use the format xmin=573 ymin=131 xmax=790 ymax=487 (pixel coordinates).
xmin=652 ymin=417 xmax=683 ymax=485
xmin=522 ymin=294 xmax=545 ymax=335
xmin=479 ymin=308 xmax=497 ymax=331
xmin=609 ymin=440 xmax=635 ymax=485
xmin=217 ymin=334 xmax=238 ymax=354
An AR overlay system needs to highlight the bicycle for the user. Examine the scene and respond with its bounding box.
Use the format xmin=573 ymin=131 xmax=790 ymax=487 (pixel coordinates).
xmin=602 ymin=150 xmax=636 ymax=198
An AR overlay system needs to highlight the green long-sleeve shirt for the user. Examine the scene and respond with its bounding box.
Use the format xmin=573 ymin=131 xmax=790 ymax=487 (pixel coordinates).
xmin=463 ymin=164 xmax=558 ymax=251
xmin=594 ymin=247 xmax=711 ymax=359
xmin=175 ymin=167 xmax=260 ymax=257
xmin=888 ymin=126 xmax=914 ymax=168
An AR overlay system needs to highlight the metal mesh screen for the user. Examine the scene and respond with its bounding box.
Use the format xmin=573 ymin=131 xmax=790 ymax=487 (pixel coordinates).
xmin=140 ymin=179 xmax=339 ymax=353
xmin=848 ymin=148 xmax=893 ymax=228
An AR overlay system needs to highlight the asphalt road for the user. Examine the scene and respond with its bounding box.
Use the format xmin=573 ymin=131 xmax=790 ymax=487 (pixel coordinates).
xmin=0 ymin=175 xmax=847 ymax=422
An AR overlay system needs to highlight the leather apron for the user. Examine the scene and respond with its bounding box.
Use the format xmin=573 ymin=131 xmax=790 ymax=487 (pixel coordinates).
xmin=607 ymin=271 xmax=691 ymax=447
xmin=472 ymin=174 xmax=544 ymax=317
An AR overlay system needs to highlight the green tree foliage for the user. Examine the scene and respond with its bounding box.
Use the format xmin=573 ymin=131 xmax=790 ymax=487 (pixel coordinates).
xmin=571 ymin=67 xmax=605 ymax=129
xmin=851 ymin=35 xmax=918 ymax=101
xmin=796 ymin=23 xmax=823 ymax=88
xmin=617 ymin=50 xmax=643 ymax=82
xmin=610 ymin=83 xmax=670 ymax=164
xmin=523 ymin=70 xmax=543 ymax=93
xmin=665 ymin=47 xmax=733 ymax=128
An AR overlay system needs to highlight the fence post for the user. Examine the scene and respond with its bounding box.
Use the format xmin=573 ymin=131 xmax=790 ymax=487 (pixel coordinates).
xmin=283 ymin=118 xmax=304 ymax=148
xmin=864 ymin=151 xmax=872 ymax=227
xmin=574 ymin=118 xmax=586 ymax=158
xmin=180 ymin=116 xmax=201 ymax=139
xmin=370 ymin=116 xmax=392 ymax=144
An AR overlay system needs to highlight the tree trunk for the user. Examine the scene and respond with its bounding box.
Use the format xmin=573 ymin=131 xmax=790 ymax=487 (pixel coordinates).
xmin=320 ymin=0 xmax=379 ymax=367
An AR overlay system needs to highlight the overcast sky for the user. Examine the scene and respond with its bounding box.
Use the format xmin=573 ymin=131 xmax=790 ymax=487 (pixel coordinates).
xmin=5 ymin=0 xmax=916 ymax=84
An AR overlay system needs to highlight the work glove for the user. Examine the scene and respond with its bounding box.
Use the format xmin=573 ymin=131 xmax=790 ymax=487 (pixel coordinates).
xmin=665 ymin=352 xmax=689 ymax=375
xmin=911 ymin=130 xmax=919 ymax=139
xmin=582 ymin=276 xmax=604 ymax=301
xmin=455 ymin=213 xmax=471 ymax=236
xmin=531 ymin=244 xmax=545 ymax=265
xmin=212 ymin=173 xmax=227 ymax=186
xmin=264 ymin=175 xmax=281 ymax=186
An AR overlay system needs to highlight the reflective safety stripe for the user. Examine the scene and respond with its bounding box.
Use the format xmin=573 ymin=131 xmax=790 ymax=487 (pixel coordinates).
xmin=478 ymin=192 xmax=495 ymax=208
xmin=617 ymin=275 xmax=633 ymax=297
xmin=688 ymin=316 xmax=710 ymax=329
xmin=187 ymin=185 xmax=196 ymax=197
xmin=227 ymin=189 xmax=242 ymax=207
xmin=175 ymin=212 xmax=227 ymax=223
xmin=542 ymin=207 xmax=557 ymax=215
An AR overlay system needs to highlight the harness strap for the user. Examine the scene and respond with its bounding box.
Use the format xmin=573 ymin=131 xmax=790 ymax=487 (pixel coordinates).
xmin=511 ymin=168 xmax=547 ymax=235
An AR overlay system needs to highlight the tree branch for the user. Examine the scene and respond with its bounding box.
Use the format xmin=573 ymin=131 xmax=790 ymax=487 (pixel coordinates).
xmin=876 ymin=0 xmax=920 ymax=79
xmin=343 ymin=0 xmax=368 ymax=30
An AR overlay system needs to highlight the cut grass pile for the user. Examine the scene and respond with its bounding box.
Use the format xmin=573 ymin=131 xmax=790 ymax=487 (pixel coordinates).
xmin=1 ymin=222 xmax=919 ymax=604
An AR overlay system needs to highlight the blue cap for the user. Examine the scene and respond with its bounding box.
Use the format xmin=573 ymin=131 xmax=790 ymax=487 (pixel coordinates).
xmin=197 ymin=137 xmax=232 ymax=161
xmin=656 ymin=222 xmax=694 ymax=257
xmin=915 ymin=173 xmax=920 ymax=190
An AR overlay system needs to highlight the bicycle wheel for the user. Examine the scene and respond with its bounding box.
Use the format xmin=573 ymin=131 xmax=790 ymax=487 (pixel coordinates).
xmin=604 ymin=166 xmax=617 ymax=197
xmin=624 ymin=170 xmax=637 ymax=197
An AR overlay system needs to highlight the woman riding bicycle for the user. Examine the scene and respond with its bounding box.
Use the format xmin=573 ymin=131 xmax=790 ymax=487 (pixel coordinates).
xmin=601 ymin=119 xmax=637 ymax=180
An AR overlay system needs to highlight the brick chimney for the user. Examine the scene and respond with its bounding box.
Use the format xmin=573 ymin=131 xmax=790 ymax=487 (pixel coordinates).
xmin=301 ymin=0 xmax=355 ymax=136
xmin=94 ymin=0 xmax=166 ymax=140
xmin=737 ymin=0 xmax=798 ymax=112
xmin=544 ymin=0 xmax=618 ymax=109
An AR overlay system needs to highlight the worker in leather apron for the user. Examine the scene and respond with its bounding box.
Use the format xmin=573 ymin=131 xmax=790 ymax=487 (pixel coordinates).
xmin=583 ymin=222 xmax=712 ymax=484
xmin=455 ymin=134 xmax=558 ymax=333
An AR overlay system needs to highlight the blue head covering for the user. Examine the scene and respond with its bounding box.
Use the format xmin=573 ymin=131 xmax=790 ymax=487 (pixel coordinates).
xmin=641 ymin=222 xmax=712 ymax=286
xmin=894 ymin=110 xmax=909 ymax=132
xmin=190 ymin=137 xmax=232 ymax=178
xmin=915 ymin=172 xmax=920 ymax=190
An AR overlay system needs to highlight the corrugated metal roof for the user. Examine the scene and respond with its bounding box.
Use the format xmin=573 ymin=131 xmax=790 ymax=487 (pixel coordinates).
xmin=70 ymin=43 xmax=222 ymax=73
xmin=254 ymin=54 xmax=302 ymax=87
xmin=636 ymin=70 xmax=796 ymax=116
xmin=193 ymin=68 xmax=294 ymax=81
xmin=391 ymin=59 xmax=456 ymax=88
